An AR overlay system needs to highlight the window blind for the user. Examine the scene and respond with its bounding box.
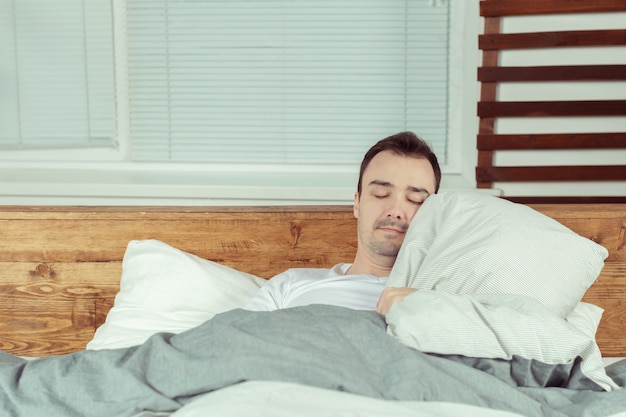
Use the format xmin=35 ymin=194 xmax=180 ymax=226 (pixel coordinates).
xmin=0 ymin=0 xmax=116 ymax=150
xmin=127 ymin=0 xmax=450 ymax=164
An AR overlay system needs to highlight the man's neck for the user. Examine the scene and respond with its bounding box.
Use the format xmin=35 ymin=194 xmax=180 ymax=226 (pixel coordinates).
xmin=346 ymin=253 xmax=394 ymax=277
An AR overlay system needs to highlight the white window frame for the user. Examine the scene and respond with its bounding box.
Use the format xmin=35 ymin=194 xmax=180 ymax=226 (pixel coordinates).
xmin=0 ymin=0 xmax=480 ymax=205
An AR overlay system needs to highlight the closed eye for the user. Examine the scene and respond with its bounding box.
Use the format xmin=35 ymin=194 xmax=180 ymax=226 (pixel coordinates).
xmin=407 ymin=189 xmax=430 ymax=205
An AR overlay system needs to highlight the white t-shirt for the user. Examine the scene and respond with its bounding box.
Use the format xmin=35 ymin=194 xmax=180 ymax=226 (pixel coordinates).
xmin=244 ymin=263 xmax=387 ymax=311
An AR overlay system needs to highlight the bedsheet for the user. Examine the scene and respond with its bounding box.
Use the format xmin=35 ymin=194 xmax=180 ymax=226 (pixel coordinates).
xmin=166 ymin=381 xmax=530 ymax=417
xmin=1 ymin=305 xmax=625 ymax=417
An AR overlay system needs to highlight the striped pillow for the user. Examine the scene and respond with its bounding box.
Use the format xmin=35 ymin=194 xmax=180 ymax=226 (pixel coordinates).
xmin=387 ymin=192 xmax=608 ymax=318
xmin=386 ymin=290 xmax=618 ymax=391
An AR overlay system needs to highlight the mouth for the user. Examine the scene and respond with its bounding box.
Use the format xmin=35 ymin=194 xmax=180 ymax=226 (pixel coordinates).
xmin=377 ymin=227 xmax=405 ymax=234
xmin=375 ymin=221 xmax=408 ymax=235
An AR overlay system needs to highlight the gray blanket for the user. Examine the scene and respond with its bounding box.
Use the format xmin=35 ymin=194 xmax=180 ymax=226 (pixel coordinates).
xmin=0 ymin=305 xmax=625 ymax=417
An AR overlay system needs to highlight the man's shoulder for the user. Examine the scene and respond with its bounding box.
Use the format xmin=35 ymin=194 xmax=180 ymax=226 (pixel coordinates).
xmin=271 ymin=263 xmax=350 ymax=282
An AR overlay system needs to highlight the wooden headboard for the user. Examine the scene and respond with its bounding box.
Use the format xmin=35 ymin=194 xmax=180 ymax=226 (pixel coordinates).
xmin=0 ymin=204 xmax=624 ymax=358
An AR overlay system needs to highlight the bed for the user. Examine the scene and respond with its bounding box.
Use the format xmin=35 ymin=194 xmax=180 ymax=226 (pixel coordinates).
xmin=0 ymin=192 xmax=625 ymax=417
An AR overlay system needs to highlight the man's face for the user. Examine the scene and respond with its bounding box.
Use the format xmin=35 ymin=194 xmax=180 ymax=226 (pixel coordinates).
xmin=353 ymin=150 xmax=437 ymax=262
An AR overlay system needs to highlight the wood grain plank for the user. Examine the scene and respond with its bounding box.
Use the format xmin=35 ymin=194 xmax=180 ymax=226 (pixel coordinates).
xmin=478 ymin=133 xmax=626 ymax=150
xmin=0 ymin=333 xmax=98 ymax=357
xmin=478 ymin=100 xmax=626 ymax=117
xmin=480 ymin=0 xmax=626 ymax=17
xmin=507 ymin=197 xmax=626 ymax=204
xmin=0 ymin=297 xmax=101 ymax=356
xmin=479 ymin=30 xmax=626 ymax=50
xmin=529 ymin=203 xmax=626 ymax=218
xmin=476 ymin=165 xmax=626 ymax=182
xmin=592 ymin=300 xmax=626 ymax=357
xmin=0 ymin=209 xmax=358 ymax=278
xmin=478 ymin=65 xmax=626 ymax=82
xmin=0 ymin=261 xmax=122 ymax=287
xmin=480 ymin=15 xmax=501 ymax=92
xmin=476 ymin=13 xmax=500 ymax=191
xmin=0 ymin=262 xmax=121 ymax=356
xmin=0 ymin=205 xmax=355 ymax=218
xmin=583 ymin=262 xmax=626 ymax=357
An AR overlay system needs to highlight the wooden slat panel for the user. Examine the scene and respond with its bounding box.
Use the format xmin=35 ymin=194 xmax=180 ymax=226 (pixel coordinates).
xmin=481 ymin=0 xmax=626 ymax=17
xmin=476 ymin=2 xmax=626 ymax=191
xmin=478 ymin=65 xmax=626 ymax=82
xmin=478 ymin=100 xmax=626 ymax=117
xmin=478 ymin=133 xmax=626 ymax=150
xmin=477 ymin=165 xmax=626 ymax=182
xmin=479 ymin=29 xmax=626 ymax=50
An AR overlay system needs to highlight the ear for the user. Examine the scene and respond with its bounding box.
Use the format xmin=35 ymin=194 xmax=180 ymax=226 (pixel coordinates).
xmin=353 ymin=192 xmax=360 ymax=219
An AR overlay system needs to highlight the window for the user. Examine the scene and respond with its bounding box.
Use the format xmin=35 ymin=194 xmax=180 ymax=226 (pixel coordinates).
xmin=0 ymin=0 xmax=116 ymax=150
xmin=127 ymin=0 xmax=450 ymax=165
xmin=1 ymin=0 xmax=469 ymax=205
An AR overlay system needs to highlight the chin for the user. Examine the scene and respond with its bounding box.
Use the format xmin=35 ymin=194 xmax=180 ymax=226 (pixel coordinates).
xmin=371 ymin=242 xmax=401 ymax=258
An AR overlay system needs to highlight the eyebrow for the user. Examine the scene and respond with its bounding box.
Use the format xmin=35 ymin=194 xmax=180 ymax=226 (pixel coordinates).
xmin=368 ymin=180 xmax=431 ymax=196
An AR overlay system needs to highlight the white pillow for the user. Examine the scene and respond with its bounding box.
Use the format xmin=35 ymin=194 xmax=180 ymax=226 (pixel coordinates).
xmin=87 ymin=239 xmax=265 ymax=350
xmin=387 ymin=192 xmax=608 ymax=318
xmin=566 ymin=301 xmax=604 ymax=339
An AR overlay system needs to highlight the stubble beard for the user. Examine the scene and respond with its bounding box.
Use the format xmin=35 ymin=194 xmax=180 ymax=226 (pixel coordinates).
xmin=366 ymin=218 xmax=408 ymax=258
xmin=368 ymin=240 xmax=401 ymax=258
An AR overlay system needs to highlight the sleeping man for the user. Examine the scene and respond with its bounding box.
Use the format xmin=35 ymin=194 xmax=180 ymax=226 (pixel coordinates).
xmin=245 ymin=131 xmax=441 ymax=315
xmin=0 ymin=131 xmax=452 ymax=417
xmin=2 ymin=132 xmax=625 ymax=417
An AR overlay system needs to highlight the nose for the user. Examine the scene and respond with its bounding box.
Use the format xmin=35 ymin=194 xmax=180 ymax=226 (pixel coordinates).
xmin=386 ymin=198 xmax=406 ymax=221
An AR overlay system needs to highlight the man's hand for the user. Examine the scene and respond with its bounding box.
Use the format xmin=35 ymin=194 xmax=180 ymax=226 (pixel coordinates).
xmin=376 ymin=287 xmax=417 ymax=315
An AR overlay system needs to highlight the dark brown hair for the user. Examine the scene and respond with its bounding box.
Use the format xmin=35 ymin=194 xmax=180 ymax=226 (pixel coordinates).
xmin=357 ymin=131 xmax=441 ymax=194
